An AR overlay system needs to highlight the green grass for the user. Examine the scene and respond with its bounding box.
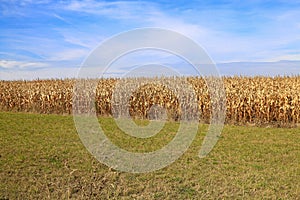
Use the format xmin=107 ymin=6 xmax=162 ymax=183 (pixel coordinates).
xmin=0 ymin=112 xmax=300 ymax=199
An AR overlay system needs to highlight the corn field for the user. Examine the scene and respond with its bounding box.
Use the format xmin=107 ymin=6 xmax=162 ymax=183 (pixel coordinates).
xmin=0 ymin=76 xmax=300 ymax=126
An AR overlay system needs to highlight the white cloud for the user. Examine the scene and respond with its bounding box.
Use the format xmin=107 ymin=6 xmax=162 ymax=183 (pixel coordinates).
xmin=56 ymin=28 xmax=102 ymax=49
xmin=0 ymin=66 xmax=79 ymax=80
xmin=218 ymin=60 xmax=300 ymax=76
xmin=52 ymin=13 xmax=73 ymax=25
xmin=63 ymin=0 xmax=156 ymax=20
xmin=64 ymin=36 xmax=91 ymax=48
xmin=145 ymin=12 xmax=209 ymax=40
xmin=258 ymin=54 xmax=300 ymax=62
xmin=48 ymin=49 xmax=88 ymax=61
xmin=62 ymin=0 xmax=209 ymax=39
xmin=0 ymin=60 xmax=48 ymax=69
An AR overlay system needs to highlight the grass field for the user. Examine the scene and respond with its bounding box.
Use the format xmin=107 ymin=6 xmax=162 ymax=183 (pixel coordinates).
xmin=0 ymin=112 xmax=300 ymax=199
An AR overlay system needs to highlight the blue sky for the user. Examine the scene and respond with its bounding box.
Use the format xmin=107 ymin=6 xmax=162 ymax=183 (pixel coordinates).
xmin=1 ymin=0 xmax=300 ymax=79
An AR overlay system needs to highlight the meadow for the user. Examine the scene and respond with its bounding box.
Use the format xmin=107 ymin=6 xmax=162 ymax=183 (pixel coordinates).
xmin=0 ymin=76 xmax=300 ymax=199
xmin=0 ymin=112 xmax=300 ymax=199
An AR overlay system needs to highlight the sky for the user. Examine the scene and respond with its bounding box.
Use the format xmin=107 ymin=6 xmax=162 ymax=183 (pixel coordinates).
xmin=1 ymin=0 xmax=300 ymax=79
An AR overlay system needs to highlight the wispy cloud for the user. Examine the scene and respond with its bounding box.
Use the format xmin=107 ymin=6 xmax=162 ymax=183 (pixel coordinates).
xmin=218 ymin=60 xmax=300 ymax=76
xmin=52 ymin=13 xmax=74 ymax=25
xmin=47 ymin=48 xmax=88 ymax=61
xmin=62 ymin=0 xmax=157 ymax=20
xmin=60 ymin=0 xmax=208 ymax=39
xmin=0 ymin=59 xmax=48 ymax=69
xmin=0 ymin=66 xmax=78 ymax=80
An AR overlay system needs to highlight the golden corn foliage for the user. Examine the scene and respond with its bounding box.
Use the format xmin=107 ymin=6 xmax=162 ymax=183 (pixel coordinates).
xmin=0 ymin=76 xmax=299 ymax=126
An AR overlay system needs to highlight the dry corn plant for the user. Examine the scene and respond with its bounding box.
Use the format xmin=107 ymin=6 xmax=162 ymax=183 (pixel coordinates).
xmin=1 ymin=76 xmax=300 ymax=126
